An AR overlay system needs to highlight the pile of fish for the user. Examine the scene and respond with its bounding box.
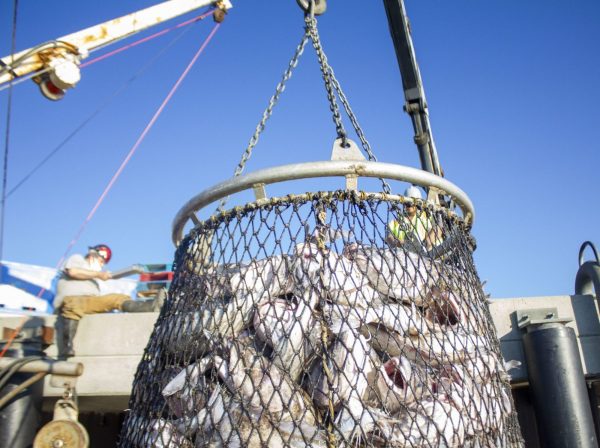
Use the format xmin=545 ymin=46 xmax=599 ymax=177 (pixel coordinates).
xmin=132 ymin=239 xmax=520 ymax=447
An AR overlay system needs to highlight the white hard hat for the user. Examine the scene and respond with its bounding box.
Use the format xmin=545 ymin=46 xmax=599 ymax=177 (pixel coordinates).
xmin=404 ymin=185 xmax=423 ymax=200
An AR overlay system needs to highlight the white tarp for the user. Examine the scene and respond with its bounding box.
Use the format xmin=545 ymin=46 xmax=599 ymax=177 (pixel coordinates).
xmin=1 ymin=260 xmax=139 ymax=314
xmin=0 ymin=284 xmax=50 ymax=313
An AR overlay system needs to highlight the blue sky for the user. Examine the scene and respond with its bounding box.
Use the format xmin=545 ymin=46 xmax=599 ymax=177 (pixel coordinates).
xmin=0 ymin=0 xmax=598 ymax=299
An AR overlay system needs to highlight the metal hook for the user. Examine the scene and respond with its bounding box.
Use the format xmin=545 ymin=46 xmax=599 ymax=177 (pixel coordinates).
xmin=296 ymin=0 xmax=327 ymax=16
xmin=579 ymin=241 xmax=600 ymax=267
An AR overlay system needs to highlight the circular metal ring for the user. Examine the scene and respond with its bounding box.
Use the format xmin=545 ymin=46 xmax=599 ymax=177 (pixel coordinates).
xmin=172 ymin=160 xmax=475 ymax=245
xmin=296 ymin=0 xmax=327 ymax=16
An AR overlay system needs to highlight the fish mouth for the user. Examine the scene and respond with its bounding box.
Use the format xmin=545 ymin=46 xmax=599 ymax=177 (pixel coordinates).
xmin=383 ymin=358 xmax=408 ymax=390
xmin=426 ymin=287 xmax=461 ymax=326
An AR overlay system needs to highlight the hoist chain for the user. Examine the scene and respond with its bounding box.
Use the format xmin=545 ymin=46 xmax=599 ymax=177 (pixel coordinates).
xmin=305 ymin=15 xmax=349 ymax=148
xmin=218 ymin=1 xmax=390 ymax=212
xmin=217 ymin=32 xmax=310 ymax=212
xmin=307 ymin=16 xmax=391 ymax=194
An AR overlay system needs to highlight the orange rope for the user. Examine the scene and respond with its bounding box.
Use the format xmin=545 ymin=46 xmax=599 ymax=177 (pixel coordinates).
xmin=0 ymin=316 xmax=27 ymax=358
xmin=34 ymin=22 xmax=222 ymax=302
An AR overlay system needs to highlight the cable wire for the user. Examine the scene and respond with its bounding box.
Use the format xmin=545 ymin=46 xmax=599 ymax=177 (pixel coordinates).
xmin=0 ymin=356 xmax=43 ymax=389
xmin=54 ymin=22 xmax=223 ymax=280
xmin=80 ymin=9 xmax=215 ymax=69
xmin=0 ymin=0 xmax=19 ymax=282
xmin=0 ymin=372 xmax=46 ymax=409
xmin=6 ymin=16 xmax=200 ymax=199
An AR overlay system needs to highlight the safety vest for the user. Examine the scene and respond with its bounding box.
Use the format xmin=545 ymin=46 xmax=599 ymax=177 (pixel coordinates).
xmin=388 ymin=212 xmax=432 ymax=245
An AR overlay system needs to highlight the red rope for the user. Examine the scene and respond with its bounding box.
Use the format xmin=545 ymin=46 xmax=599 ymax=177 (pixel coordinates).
xmin=30 ymin=22 xmax=222 ymax=303
xmin=80 ymin=9 xmax=215 ymax=69
xmin=0 ymin=316 xmax=26 ymax=358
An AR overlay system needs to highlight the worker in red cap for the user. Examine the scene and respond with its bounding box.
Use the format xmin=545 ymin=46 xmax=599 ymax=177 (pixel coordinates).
xmin=54 ymin=244 xmax=164 ymax=358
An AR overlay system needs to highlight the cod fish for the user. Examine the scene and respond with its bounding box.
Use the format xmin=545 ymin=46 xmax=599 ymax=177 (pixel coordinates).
xmin=463 ymin=382 xmax=512 ymax=436
xmin=403 ymin=330 xmax=489 ymax=366
xmin=358 ymin=303 xmax=428 ymax=357
xmin=323 ymin=250 xmax=379 ymax=307
xmin=162 ymin=362 xmax=211 ymax=418
xmin=253 ymin=296 xmax=321 ymax=382
xmin=162 ymin=293 xmax=257 ymax=357
xmin=423 ymin=285 xmax=463 ymax=328
xmin=344 ymin=244 xmax=437 ymax=305
xmin=307 ymin=329 xmax=374 ymax=409
xmin=369 ymin=398 xmax=465 ymax=448
xmin=434 ymin=364 xmax=512 ymax=436
xmin=138 ymin=418 xmax=193 ymax=448
xmin=307 ymin=329 xmax=379 ymax=443
xmin=230 ymin=254 xmax=295 ymax=302
xmin=210 ymin=341 xmax=316 ymax=424
xmin=190 ymin=386 xmax=327 ymax=448
xmin=375 ymin=356 xmax=432 ymax=413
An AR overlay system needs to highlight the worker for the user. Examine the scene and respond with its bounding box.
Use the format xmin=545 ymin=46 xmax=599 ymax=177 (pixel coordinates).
xmin=387 ymin=186 xmax=442 ymax=254
xmin=54 ymin=244 xmax=164 ymax=358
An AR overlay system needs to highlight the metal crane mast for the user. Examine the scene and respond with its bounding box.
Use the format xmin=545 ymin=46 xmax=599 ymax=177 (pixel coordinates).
xmin=382 ymin=0 xmax=443 ymax=177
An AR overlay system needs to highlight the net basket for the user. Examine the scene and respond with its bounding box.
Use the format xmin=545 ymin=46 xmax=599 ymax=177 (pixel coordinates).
xmin=119 ymin=185 xmax=523 ymax=447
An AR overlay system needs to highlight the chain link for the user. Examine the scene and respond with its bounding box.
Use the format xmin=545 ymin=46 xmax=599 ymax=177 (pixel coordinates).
xmin=305 ymin=16 xmax=348 ymax=147
xmin=219 ymin=5 xmax=390 ymax=212
xmin=217 ymin=32 xmax=310 ymax=212
xmin=328 ymin=69 xmax=392 ymax=194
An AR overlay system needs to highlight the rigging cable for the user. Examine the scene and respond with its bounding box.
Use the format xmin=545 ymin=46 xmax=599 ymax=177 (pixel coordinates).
xmin=0 ymin=9 xmax=216 ymax=93
xmin=6 ymin=11 xmax=209 ymax=199
xmin=0 ymin=0 xmax=19 ymax=283
xmin=31 ymin=22 xmax=222 ymax=304
xmin=80 ymin=9 xmax=215 ymax=69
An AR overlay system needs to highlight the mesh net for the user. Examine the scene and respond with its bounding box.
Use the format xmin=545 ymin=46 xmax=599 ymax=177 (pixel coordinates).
xmin=119 ymin=190 xmax=523 ymax=447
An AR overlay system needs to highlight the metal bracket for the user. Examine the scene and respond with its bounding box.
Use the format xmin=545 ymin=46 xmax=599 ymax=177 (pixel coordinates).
xmin=252 ymin=183 xmax=267 ymax=201
xmin=53 ymin=397 xmax=79 ymax=422
xmin=50 ymin=374 xmax=79 ymax=390
xmin=330 ymin=138 xmax=365 ymax=191
xmin=516 ymin=307 xmax=572 ymax=330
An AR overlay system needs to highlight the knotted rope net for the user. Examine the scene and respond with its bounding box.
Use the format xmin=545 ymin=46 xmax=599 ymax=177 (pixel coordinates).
xmin=119 ymin=190 xmax=523 ymax=447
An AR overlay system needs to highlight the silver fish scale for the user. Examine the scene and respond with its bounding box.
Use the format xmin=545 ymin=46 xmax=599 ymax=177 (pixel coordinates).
xmin=120 ymin=192 xmax=524 ymax=448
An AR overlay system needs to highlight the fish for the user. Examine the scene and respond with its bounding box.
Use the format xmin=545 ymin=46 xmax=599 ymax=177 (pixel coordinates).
xmin=424 ymin=285 xmax=463 ymax=328
xmin=138 ymin=417 xmax=194 ymax=448
xmin=162 ymin=361 xmax=211 ymax=418
xmin=253 ymin=295 xmax=321 ymax=382
xmin=230 ymin=254 xmax=295 ymax=302
xmin=374 ymin=302 xmax=430 ymax=336
xmin=356 ymin=303 xmax=429 ymax=357
xmin=374 ymin=356 xmax=433 ymax=413
xmin=311 ymin=328 xmax=378 ymax=445
xmin=307 ymin=329 xmax=374 ymax=422
xmin=433 ymin=364 xmax=512 ymax=436
xmin=367 ymin=398 xmax=465 ymax=447
xmin=189 ymin=386 xmax=328 ymax=448
xmin=214 ymin=341 xmax=316 ymax=424
xmin=162 ymin=293 xmax=258 ymax=357
xmin=403 ymin=329 xmax=489 ymax=366
xmin=344 ymin=244 xmax=438 ymax=306
xmin=460 ymin=382 xmax=512 ymax=436
xmin=360 ymin=324 xmax=407 ymax=357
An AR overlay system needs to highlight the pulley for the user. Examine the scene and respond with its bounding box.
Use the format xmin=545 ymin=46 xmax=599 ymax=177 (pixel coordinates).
xmin=35 ymin=55 xmax=81 ymax=101
xmin=33 ymin=391 xmax=88 ymax=448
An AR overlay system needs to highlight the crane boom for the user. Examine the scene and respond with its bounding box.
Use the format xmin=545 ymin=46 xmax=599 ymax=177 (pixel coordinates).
xmin=382 ymin=0 xmax=442 ymax=177
xmin=0 ymin=0 xmax=232 ymax=96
